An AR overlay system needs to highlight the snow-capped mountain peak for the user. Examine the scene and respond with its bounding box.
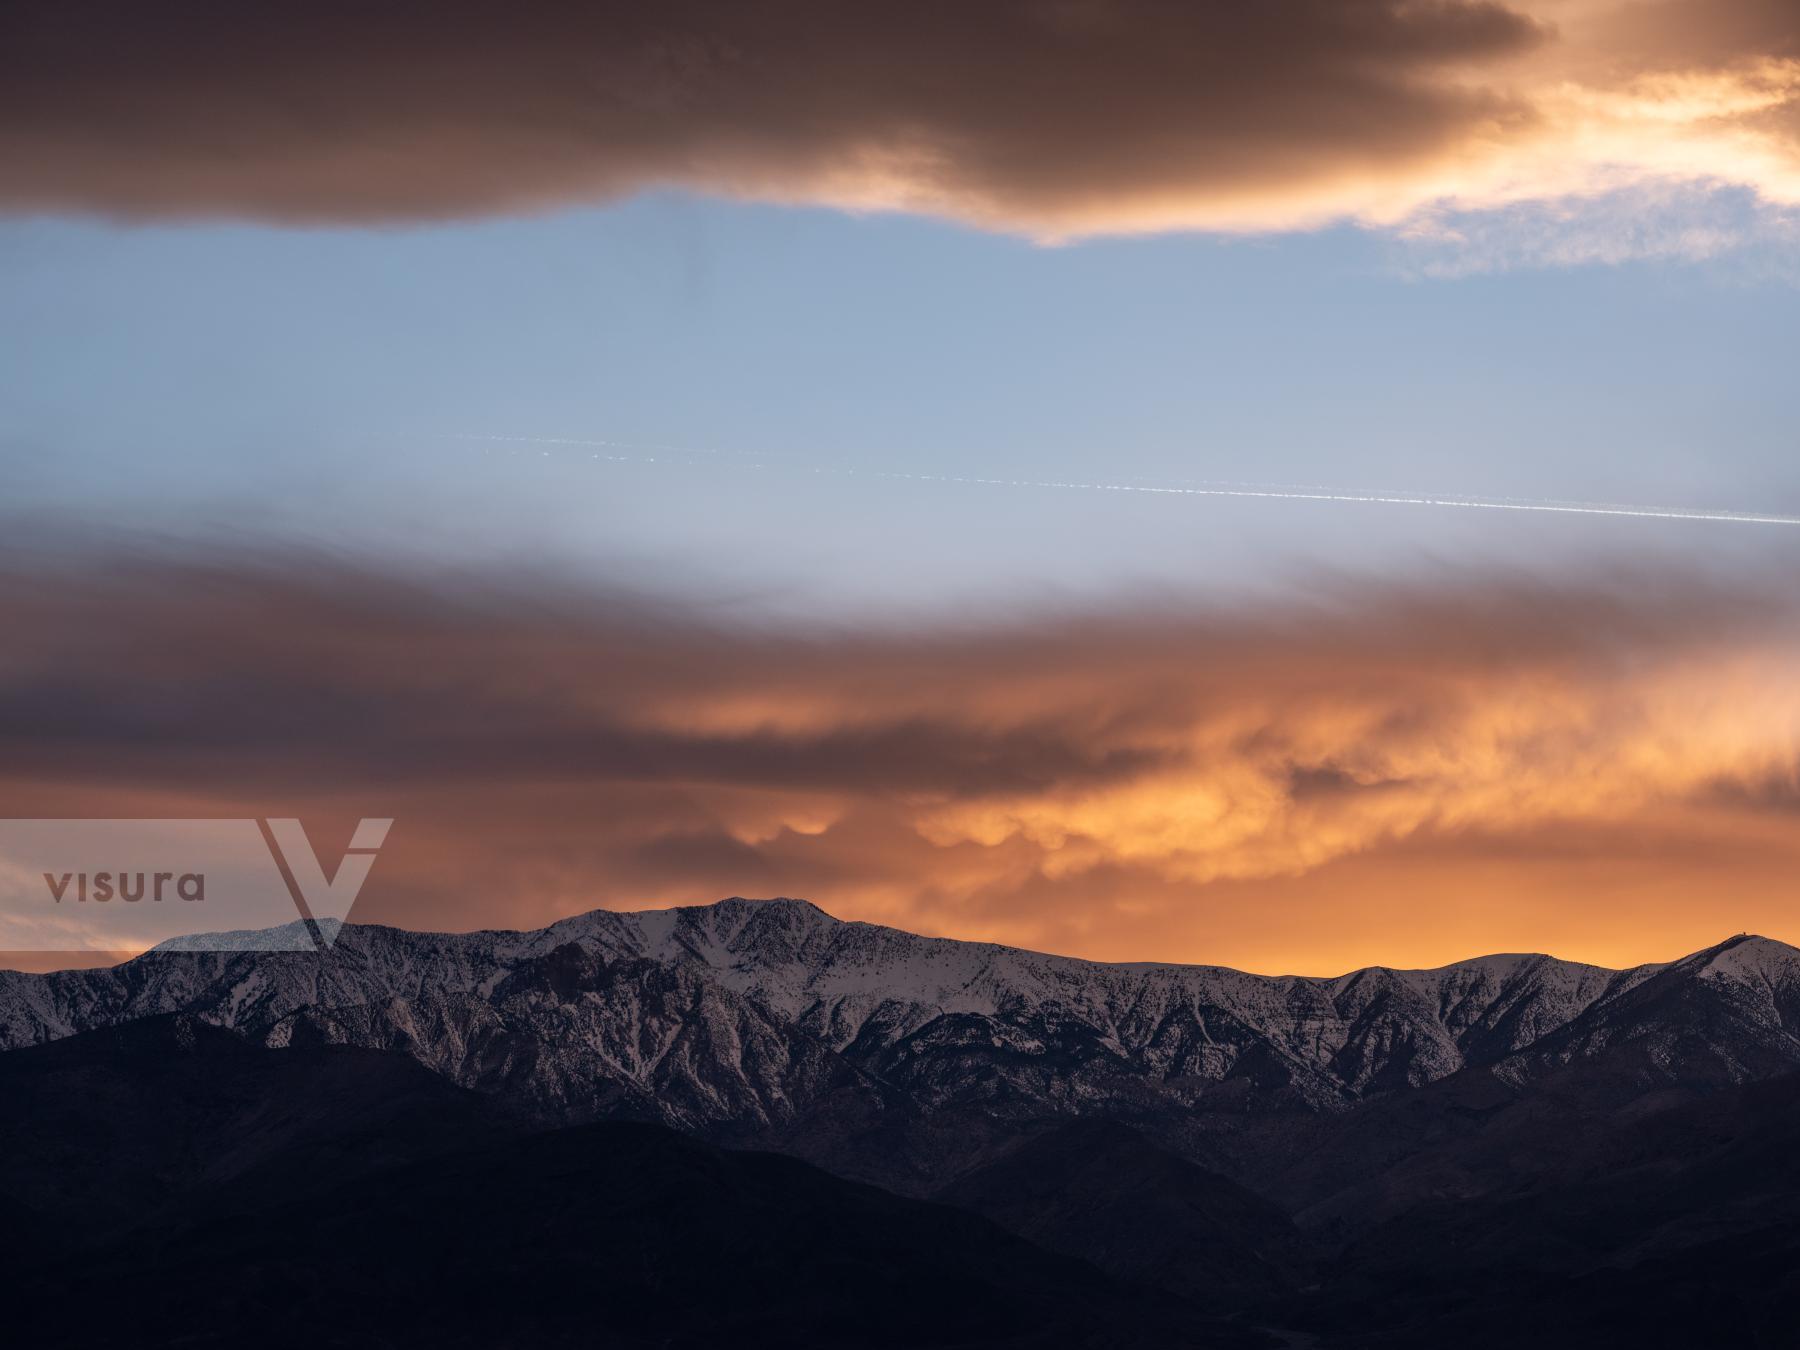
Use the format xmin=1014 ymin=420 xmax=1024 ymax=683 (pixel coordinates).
xmin=3 ymin=899 xmax=1796 ymax=1138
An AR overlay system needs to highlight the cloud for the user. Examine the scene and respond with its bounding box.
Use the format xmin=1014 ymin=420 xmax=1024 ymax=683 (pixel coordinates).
xmin=2 ymin=540 xmax=1799 ymax=970
xmin=1389 ymin=182 xmax=1800 ymax=276
xmin=4 ymin=0 xmax=1799 ymax=249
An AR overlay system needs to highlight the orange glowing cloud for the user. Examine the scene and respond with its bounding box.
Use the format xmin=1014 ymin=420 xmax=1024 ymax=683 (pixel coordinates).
xmin=2 ymin=544 xmax=1799 ymax=972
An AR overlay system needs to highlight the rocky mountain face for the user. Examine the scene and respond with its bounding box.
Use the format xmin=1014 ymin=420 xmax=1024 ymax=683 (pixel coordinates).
xmin=3 ymin=898 xmax=1797 ymax=1194
xmin=6 ymin=899 xmax=1800 ymax=1347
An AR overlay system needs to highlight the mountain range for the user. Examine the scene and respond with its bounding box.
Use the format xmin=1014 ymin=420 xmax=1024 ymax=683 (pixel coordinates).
xmin=4 ymin=898 xmax=1798 ymax=1346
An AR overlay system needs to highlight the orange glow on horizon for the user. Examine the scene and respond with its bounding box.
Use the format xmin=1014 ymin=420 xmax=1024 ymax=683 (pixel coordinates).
xmin=5 ymin=563 xmax=1798 ymax=980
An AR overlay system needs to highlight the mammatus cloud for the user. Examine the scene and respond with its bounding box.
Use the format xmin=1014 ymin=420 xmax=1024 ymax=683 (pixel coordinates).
xmin=2 ymin=542 xmax=1799 ymax=971
xmin=2 ymin=0 xmax=1798 ymax=253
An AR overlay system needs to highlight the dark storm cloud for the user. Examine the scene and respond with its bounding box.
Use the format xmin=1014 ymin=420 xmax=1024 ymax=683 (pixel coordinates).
xmin=9 ymin=1 xmax=1800 ymax=238
xmin=0 ymin=546 xmax=1175 ymax=796
xmin=0 ymin=0 xmax=1545 ymax=231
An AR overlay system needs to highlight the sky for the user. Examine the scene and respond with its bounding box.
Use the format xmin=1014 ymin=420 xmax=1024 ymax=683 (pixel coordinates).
xmin=3 ymin=0 xmax=1799 ymax=973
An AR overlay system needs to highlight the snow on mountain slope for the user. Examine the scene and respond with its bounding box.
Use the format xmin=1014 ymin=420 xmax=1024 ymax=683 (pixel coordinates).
xmin=1492 ymin=934 xmax=1800 ymax=1088
xmin=562 ymin=899 xmax=1666 ymax=1099
xmin=1 ymin=899 xmax=1795 ymax=1134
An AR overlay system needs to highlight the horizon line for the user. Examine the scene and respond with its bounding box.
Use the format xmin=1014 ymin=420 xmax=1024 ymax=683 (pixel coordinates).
xmin=3 ymin=895 xmax=1782 ymax=983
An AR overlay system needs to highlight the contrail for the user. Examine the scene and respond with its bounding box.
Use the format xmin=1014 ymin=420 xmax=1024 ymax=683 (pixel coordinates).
xmin=457 ymin=434 xmax=1800 ymax=528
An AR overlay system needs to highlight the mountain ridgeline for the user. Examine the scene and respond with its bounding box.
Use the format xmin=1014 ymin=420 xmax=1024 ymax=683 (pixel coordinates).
xmin=3 ymin=900 xmax=1795 ymax=1176
xmin=3 ymin=899 xmax=1799 ymax=1347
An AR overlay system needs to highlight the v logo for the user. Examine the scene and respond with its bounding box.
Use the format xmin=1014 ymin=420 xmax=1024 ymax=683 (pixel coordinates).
xmin=262 ymin=818 xmax=392 ymax=948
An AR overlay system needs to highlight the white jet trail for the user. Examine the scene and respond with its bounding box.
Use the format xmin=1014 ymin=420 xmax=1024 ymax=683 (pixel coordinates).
xmin=457 ymin=434 xmax=1800 ymax=528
